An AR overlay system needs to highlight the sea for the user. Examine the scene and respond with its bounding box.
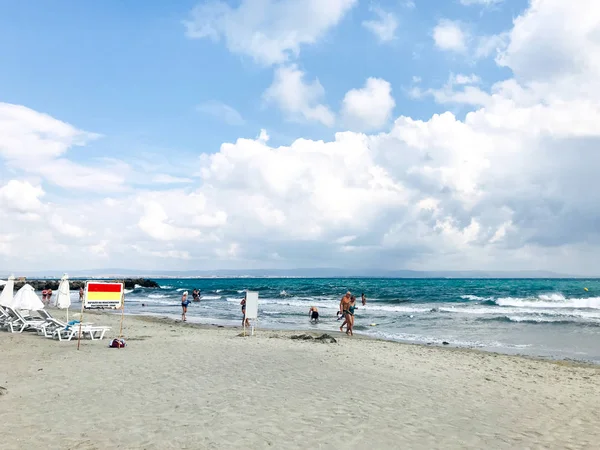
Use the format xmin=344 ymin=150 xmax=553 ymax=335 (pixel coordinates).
xmin=92 ymin=277 xmax=600 ymax=364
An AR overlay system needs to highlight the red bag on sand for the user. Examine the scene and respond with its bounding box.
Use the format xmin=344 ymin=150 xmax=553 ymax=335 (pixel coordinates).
xmin=109 ymin=338 xmax=126 ymax=348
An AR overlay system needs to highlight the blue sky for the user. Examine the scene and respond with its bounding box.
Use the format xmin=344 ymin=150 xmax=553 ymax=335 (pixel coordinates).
xmin=2 ymin=0 xmax=599 ymax=274
xmin=0 ymin=0 xmax=525 ymax=159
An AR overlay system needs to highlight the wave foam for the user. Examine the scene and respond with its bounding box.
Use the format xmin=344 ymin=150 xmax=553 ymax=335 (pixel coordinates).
xmin=496 ymin=296 xmax=600 ymax=309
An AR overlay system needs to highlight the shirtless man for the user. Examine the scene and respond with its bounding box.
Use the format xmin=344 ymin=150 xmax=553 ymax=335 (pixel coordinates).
xmin=338 ymin=291 xmax=351 ymax=331
xmin=361 ymin=293 xmax=366 ymax=306
xmin=308 ymin=306 xmax=319 ymax=323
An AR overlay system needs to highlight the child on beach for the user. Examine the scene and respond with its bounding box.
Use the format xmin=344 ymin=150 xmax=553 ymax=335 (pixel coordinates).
xmin=181 ymin=291 xmax=191 ymax=322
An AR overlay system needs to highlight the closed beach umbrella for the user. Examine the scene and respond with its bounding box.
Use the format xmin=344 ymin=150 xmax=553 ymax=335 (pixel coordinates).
xmin=55 ymin=274 xmax=71 ymax=320
xmin=0 ymin=275 xmax=15 ymax=307
xmin=13 ymin=284 xmax=44 ymax=311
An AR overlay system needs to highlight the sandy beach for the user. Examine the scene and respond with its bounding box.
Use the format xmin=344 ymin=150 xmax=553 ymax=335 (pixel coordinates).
xmin=1 ymin=310 xmax=600 ymax=450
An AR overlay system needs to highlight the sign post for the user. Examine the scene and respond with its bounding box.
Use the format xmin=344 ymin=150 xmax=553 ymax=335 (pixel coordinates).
xmin=78 ymin=281 xmax=125 ymax=350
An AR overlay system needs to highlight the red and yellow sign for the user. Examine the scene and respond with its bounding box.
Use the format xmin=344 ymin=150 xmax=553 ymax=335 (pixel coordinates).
xmin=84 ymin=281 xmax=124 ymax=309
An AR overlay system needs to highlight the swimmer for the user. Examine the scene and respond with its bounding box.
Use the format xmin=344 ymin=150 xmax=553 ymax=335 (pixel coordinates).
xmin=309 ymin=306 xmax=319 ymax=323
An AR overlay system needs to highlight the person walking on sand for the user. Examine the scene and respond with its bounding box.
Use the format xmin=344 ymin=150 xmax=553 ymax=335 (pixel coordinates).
xmin=309 ymin=306 xmax=319 ymax=323
xmin=240 ymin=294 xmax=250 ymax=327
xmin=46 ymin=288 xmax=53 ymax=305
xmin=338 ymin=291 xmax=351 ymax=331
xmin=79 ymin=287 xmax=84 ymax=302
xmin=345 ymin=296 xmax=357 ymax=336
xmin=181 ymin=291 xmax=191 ymax=322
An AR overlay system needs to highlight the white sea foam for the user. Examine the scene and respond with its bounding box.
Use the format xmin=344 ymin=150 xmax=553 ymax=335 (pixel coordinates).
xmin=496 ymin=296 xmax=600 ymax=309
xmin=148 ymin=293 xmax=170 ymax=299
xmin=124 ymin=289 xmax=133 ymax=294
xmin=200 ymin=295 xmax=221 ymax=300
xmin=460 ymin=295 xmax=492 ymax=301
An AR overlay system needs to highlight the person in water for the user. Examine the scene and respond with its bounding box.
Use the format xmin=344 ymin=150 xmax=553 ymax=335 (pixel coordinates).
xmin=361 ymin=293 xmax=366 ymax=306
xmin=181 ymin=291 xmax=191 ymax=322
xmin=309 ymin=306 xmax=319 ymax=323
xmin=345 ymin=296 xmax=357 ymax=336
xmin=192 ymin=289 xmax=200 ymax=302
xmin=240 ymin=294 xmax=250 ymax=327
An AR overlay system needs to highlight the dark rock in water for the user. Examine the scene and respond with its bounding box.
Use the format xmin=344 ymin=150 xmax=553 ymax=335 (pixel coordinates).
xmin=0 ymin=386 xmax=7 ymax=396
xmin=442 ymin=341 xmax=450 ymax=345
xmin=1 ymin=278 xmax=160 ymax=292
xmin=430 ymin=307 xmax=440 ymax=312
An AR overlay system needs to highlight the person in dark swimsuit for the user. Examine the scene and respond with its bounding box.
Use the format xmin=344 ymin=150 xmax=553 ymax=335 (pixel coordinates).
xmin=361 ymin=293 xmax=366 ymax=306
xmin=181 ymin=291 xmax=190 ymax=322
xmin=345 ymin=296 xmax=357 ymax=336
xmin=192 ymin=289 xmax=200 ymax=302
xmin=309 ymin=306 xmax=319 ymax=323
xmin=240 ymin=295 xmax=250 ymax=327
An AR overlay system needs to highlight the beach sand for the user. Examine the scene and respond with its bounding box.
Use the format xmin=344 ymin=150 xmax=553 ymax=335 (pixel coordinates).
xmin=1 ymin=310 xmax=600 ymax=450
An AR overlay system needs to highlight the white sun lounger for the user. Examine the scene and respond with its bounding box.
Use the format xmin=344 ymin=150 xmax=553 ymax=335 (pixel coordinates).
xmin=52 ymin=323 xmax=111 ymax=341
xmin=3 ymin=307 xmax=46 ymax=333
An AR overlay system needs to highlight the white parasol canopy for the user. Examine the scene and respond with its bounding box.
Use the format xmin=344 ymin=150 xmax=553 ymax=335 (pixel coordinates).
xmin=12 ymin=284 xmax=44 ymax=311
xmin=55 ymin=274 xmax=71 ymax=309
xmin=0 ymin=275 xmax=15 ymax=307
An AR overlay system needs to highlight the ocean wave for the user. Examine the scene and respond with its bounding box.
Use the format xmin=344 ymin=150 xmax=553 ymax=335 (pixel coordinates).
xmin=496 ymin=296 xmax=600 ymax=309
xmin=148 ymin=293 xmax=170 ymax=299
xmin=124 ymin=289 xmax=133 ymax=294
xmin=478 ymin=315 xmax=600 ymax=327
xmin=200 ymin=295 xmax=222 ymax=300
xmin=460 ymin=294 xmax=493 ymax=301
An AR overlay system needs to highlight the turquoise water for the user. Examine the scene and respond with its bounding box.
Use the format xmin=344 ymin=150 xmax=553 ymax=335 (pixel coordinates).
xmin=118 ymin=278 xmax=600 ymax=363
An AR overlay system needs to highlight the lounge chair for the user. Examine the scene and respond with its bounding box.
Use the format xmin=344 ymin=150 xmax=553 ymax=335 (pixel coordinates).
xmin=3 ymin=307 xmax=46 ymax=333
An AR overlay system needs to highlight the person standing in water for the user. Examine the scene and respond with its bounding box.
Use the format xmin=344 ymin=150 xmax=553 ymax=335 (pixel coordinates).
xmin=181 ymin=291 xmax=191 ymax=322
xmin=309 ymin=306 xmax=319 ymax=323
xmin=192 ymin=289 xmax=200 ymax=302
xmin=361 ymin=293 xmax=366 ymax=306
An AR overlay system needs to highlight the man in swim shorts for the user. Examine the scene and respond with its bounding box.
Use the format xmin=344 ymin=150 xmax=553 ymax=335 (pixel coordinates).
xmin=338 ymin=291 xmax=351 ymax=331
xmin=309 ymin=306 xmax=319 ymax=323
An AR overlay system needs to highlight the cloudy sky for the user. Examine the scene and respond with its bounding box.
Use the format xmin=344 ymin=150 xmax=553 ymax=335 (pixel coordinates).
xmin=0 ymin=0 xmax=598 ymax=274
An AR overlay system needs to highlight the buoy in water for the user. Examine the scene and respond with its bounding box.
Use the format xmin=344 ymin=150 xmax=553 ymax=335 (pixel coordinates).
xmin=584 ymin=287 xmax=589 ymax=291
xmin=370 ymin=323 xmax=377 ymax=327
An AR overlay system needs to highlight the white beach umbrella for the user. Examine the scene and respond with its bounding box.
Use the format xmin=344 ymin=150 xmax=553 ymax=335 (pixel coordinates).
xmin=12 ymin=284 xmax=44 ymax=311
xmin=55 ymin=274 xmax=71 ymax=320
xmin=0 ymin=275 xmax=15 ymax=307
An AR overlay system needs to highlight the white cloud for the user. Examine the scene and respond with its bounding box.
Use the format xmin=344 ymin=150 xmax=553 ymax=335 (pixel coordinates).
xmin=476 ymin=32 xmax=509 ymax=58
xmin=152 ymin=174 xmax=194 ymax=184
xmin=197 ymin=101 xmax=245 ymax=125
xmin=0 ymin=180 xmax=45 ymax=219
xmin=433 ymin=19 xmax=468 ymax=53
xmin=410 ymin=73 xmax=489 ymax=106
xmin=2 ymin=1 xmax=600 ymax=274
xmin=183 ymin=0 xmax=358 ymax=66
xmin=362 ymin=7 xmax=398 ymax=42
xmin=0 ymin=103 xmax=129 ymax=192
xmin=341 ymin=78 xmax=396 ymax=131
xmin=263 ymin=64 xmax=335 ymax=126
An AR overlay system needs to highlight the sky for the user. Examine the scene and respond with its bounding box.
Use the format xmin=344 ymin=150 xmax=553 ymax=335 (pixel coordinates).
xmin=0 ymin=0 xmax=599 ymax=275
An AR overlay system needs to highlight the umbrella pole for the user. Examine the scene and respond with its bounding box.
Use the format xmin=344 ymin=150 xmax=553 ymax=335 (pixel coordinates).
xmin=77 ymin=296 xmax=85 ymax=351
